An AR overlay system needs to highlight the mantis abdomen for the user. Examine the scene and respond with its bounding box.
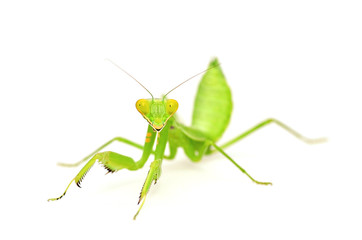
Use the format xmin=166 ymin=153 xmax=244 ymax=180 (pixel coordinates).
xmin=192 ymin=58 xmax=233 ymax=141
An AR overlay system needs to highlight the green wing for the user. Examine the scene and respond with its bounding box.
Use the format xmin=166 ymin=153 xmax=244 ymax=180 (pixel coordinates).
xmin=192 ymin=58 xmax=232 ymax=141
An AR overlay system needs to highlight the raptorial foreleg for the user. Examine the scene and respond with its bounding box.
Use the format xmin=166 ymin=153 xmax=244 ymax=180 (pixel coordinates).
xmin=48 ymin=151 xmax=141 ymax=201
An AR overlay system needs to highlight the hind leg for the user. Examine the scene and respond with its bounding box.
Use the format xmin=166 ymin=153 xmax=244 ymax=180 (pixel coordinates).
xmin=215 ymin=118 xmax=326 ymax=151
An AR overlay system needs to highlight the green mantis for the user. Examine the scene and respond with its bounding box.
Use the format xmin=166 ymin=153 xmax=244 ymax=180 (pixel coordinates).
xmin=48 ymin=58 xmax=325 ymax=219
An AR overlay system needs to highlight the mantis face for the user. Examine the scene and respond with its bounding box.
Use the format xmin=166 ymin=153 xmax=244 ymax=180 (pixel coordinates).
xmin=136 ymin=98 xmax=178 ymax=131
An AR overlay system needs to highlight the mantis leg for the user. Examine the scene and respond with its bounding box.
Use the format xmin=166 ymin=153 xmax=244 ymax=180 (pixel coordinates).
xmin=48 ymin=151 xmax=141 ymax=201
xmin=133 ymin=124 xmax=170 ymax=220
xmin=214 ymin=118 xmax=326 ymax=152
xmin=48 ymin=126 xmax=157 ymax=201
xmin=184 ymin=140 xmax=271 ymax=185
xmin=133 ymin=158 xmax=162 ymax=220
xmin=58 ymin=130 xmax=176 ymax=167
xmin=211 ymin=143 xmax=272 ymax=185
xmin=57 ymin=137 xmax=145 ymax=167
xmin=178 ymin=126 xmax=272 ymax=185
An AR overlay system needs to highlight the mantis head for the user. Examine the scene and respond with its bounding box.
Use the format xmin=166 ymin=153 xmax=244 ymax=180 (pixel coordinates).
xmin=105 ymin=58 xmax=218 ymax=132
xmin=136 ymin=98 xmax=178 ymax=131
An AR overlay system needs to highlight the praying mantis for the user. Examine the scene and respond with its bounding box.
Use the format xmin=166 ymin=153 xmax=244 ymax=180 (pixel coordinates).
xmin=48 ymin=58 xmax=325 ymax=219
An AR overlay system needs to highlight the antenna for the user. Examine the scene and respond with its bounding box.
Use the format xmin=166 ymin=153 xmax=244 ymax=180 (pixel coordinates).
xmin=105 ymin=58 xmax=154 ymax=99
xmin=163 ymin=63 xmax=220 ymax=99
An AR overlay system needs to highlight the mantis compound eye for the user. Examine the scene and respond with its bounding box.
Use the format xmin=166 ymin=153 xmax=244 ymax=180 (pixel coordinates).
xmin=136 ymin=99 xmax=150 ymax=115
xmin=166 ymin=99 xmax=178 ymax=115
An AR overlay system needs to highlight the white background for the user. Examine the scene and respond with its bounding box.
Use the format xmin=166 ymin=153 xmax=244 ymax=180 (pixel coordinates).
xmin=1 ymin=1 xmax=361 ymax=239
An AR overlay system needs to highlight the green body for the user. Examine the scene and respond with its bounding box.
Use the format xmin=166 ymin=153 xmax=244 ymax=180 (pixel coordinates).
xmin=192 ymin=59 xmax=232 ymax=141
xmin=48 ymin=58 xmax=325 ymax=219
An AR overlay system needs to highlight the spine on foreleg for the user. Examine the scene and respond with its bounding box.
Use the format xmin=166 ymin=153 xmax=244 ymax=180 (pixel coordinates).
xmin=192 ymin=58 xmax=232 ymax=141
